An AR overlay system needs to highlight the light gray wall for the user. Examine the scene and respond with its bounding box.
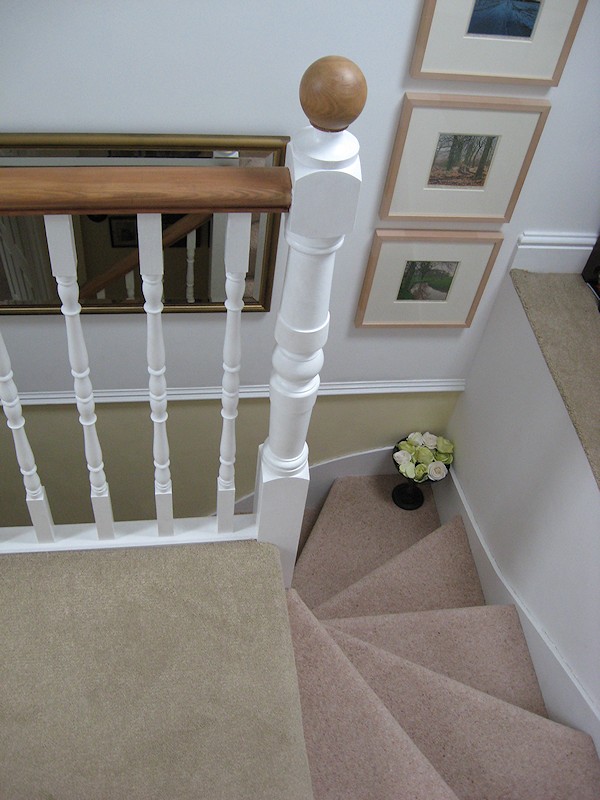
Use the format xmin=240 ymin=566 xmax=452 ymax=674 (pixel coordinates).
xmin=1 ymin=0 xmax=599 ymax=394
xmin=447 ymin=274 xmax=600 ymax=742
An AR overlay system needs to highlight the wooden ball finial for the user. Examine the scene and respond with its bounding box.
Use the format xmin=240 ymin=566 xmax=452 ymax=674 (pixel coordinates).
xmin=299 ymin=56 xmax=367 ymax=132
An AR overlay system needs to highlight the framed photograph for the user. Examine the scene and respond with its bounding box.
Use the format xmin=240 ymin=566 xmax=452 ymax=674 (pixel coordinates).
xmin=411 ymin=0 xmax=588 ymax=86
xmin=355 ymin=230 xmax=503 ymax=328
xmin=380 ymin=93 xmax=550 ymax=223
xmin=109 ymin=216 xmax=138 ymax=248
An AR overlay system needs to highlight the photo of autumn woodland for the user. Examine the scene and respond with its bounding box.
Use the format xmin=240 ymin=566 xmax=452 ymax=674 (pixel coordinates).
xmin=428 ymin=133 xmax=499 ymax=188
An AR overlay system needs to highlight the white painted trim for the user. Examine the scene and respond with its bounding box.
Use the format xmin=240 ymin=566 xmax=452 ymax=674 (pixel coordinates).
xmin=16 ymin=378 xmax=465 ymax=406
xmin=236 ymin=445 xmax=397 ymax=513
xmin=511 ymin=232 xmax=596 ymax=273
xmin=0 ymin=513 xmax=257 ymax=554
xmin=433 ymin=470 xmax=600 ymax=753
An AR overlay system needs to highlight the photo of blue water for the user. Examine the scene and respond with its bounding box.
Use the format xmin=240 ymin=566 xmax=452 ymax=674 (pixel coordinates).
xmin=467 ymin=0 xmax=541 ymax=38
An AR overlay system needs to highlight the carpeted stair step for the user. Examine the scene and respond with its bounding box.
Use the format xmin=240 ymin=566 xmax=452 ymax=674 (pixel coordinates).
xmin=312 ymin=515 xmax=484 ymax=619
xmin=328 ymin=627 xmax=600 ymax=800
xmin=292 ymin=475 xmax=440 ymax=608
xmin=0 ymin=541 xmax=314 ymax=800
xmin=323 ymin=605 xmax=547 ymax=716
xmin=286 ymin=590 xmax=461 ymax=800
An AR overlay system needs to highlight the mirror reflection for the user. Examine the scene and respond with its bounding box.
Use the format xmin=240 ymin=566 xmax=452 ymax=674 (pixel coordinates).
xmin=0 ymin=134 xmax=288 ymax=314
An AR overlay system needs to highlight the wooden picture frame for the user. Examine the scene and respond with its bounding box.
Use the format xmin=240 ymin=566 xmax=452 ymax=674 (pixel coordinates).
xmin=355 ymin=229 xmax=503 ymax=328
xmin=411 ymin=0 xmax=588 ymax=86
xmin=380 ymin=94 xmax=550 ymax=224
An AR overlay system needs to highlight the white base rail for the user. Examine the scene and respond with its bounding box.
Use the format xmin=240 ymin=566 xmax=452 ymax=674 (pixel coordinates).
xmin=0 ymin=514 xmax=258 ymax=555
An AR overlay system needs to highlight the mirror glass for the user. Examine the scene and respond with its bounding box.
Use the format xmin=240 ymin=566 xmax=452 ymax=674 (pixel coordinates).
xmin=0 ymin=134 xmax=288 ymax=314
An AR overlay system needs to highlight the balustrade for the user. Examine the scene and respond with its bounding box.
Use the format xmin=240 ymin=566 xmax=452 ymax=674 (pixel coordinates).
xmin=0 ymin=56 xmax=365 ymax=574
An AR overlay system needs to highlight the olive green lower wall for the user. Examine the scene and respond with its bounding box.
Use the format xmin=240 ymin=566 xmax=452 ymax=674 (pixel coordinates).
xmin=0 ymin=392 xmax=460 ymax=527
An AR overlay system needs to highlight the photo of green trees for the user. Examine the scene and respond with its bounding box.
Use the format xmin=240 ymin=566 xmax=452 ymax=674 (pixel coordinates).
xmin=397 ymin=261 xmax=459 ymax=301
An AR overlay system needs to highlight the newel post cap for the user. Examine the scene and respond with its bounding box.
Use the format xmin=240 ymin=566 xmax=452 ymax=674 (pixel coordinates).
xmin=299 ymin=56 xmax=367 ymax=132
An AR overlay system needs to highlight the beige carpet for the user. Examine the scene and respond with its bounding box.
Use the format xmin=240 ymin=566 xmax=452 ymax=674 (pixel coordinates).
xmin=292 ymin=474 xmax=439 ymax=608
xmin=0 ymin=541 xmax=313 ymax=800
xmin=291 ymin=475 xmax=600 ymax=799
xmin=511 ymin=270 xmax=600 ymax=487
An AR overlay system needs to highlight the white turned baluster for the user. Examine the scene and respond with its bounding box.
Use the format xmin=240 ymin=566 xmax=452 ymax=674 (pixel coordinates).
xmin=44 ymin=215 xmax=115 ymax=539
xmin=0 ymin=331 xmax=55 ymax=542
xmin=217 ymin=214 xmax=251 ymax=533
xmin=138 ymin=213 xmax=173 ymax=536
xmin=210 ymin=214 xmax=228 ymax=302
xmin=255 ymin=57 xmax=366 ymax=585
xmin=125 ymin=269 xmax=136 ymax=300
xmin=185 ymin=229 xmax=196 ymax=303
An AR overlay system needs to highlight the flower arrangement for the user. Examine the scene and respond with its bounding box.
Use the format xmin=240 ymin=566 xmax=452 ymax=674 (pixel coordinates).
xmin=393 ymin=431 xmax=454 ymax=484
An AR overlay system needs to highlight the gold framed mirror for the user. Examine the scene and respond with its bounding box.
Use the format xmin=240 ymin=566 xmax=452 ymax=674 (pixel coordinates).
xmin=0 ymin=133 xmax=288 ymax=314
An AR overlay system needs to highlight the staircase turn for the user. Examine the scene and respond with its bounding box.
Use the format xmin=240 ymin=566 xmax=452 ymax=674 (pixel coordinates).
xmin=290 ymin=474 xmax=600 ymax=800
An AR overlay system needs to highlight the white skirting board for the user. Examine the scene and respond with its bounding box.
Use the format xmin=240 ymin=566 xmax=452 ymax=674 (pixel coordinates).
xmin=234 ymin=445 xmax=398 ymax=513
xmin=434 ymin=470 xmax=600 ymax=754
xmin=511 ymin=233 xmax=596 ymax=273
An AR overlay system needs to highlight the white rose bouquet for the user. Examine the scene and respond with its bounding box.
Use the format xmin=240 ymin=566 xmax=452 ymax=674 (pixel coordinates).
xmin=393 ymin=431 xmax=454 ymax=484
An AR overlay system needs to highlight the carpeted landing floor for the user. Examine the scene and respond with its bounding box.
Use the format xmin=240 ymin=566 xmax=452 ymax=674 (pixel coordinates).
xmin=0 ymin=541 xmax=313 ymax=800
xmin=510 ymin=269 xmax=600 ymax=488
xmin=291 ymin=474 xmax=600 ymax=799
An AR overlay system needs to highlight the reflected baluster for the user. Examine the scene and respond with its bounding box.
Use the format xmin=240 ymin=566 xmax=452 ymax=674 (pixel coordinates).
xmin=186 ymin=229 xmax=196 ymax=304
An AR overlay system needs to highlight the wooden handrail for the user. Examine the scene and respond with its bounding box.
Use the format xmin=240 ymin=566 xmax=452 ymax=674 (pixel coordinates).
xmin=0 ymin=166 xmax=291 ymax=216
xmin=79 ymin=212 xmax=211 ymax=300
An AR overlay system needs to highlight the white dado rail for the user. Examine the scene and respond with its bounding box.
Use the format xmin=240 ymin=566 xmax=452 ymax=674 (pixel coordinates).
xmin=0 ymin=56 xmax=367 ymax=585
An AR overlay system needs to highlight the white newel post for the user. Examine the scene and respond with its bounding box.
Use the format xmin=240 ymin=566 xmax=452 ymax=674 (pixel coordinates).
xmin=255 ymin=56 xmax=366 ymax=586
xmin=44 ymin=215 xmax=115 ymax=539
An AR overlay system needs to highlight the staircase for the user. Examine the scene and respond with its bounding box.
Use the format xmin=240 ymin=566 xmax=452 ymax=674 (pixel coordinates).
xmin=290 ymin=474 xmax=600 ymax=799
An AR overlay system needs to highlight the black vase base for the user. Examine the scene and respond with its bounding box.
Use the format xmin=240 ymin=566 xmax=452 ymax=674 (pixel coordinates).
xmin=392 ymin=481 xmax=425 ymax=510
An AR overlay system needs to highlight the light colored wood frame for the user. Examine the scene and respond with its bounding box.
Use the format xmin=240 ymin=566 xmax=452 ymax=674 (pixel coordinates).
xmin=355 ymin=229 xmax=503 ymax=328
xmin=411 ymin=0 xmax=588 ymax=86
xmin=380 ymin=93 xmax=550 ymax=224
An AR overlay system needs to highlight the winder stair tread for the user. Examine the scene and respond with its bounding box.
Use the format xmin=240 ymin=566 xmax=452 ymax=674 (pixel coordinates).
xmin=327 ymin=624 xmax=600 ymax=800
xmin=292 ymin=474 xmax=440 ymax=608
xmin=287 ymin=589 xmax=460 ymax=800
xmin=323 ymin=605 xmax=547 ymax=716
xmin=312 ymin=515 xmax=485 ymax=619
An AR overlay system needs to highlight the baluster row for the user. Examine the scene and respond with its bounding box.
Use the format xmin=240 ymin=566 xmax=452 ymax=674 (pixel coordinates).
xmin=1 ymin=212 xmax=249 ymax=543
